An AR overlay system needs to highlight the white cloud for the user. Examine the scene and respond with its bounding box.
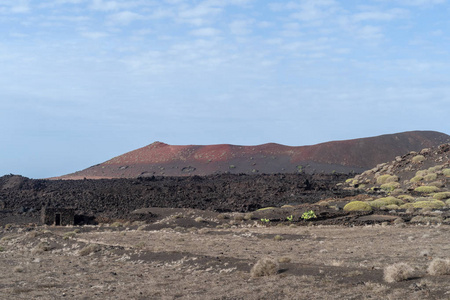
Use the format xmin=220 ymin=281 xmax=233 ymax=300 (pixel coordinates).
xmin=390 ymin=0 xmax=446 ymax=6
xmin=229 ymin=20 xmax=253 ymax=35
xmin=81 ymin=31 xmax=109 ymax=39
xmin=356 ymin=25 xmax=384 ymax=40
xmin=190 ymin=27 xmax=221 ymax=37
xmin=10 ymin=0 xmax=31 ymax=13
xmin=352 ymin=8 xmax=408 ymax=22
xmin=108 ymin=11 xmax=143 ymax=25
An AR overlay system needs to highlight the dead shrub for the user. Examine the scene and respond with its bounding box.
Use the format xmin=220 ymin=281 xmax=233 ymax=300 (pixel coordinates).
xmin=383 ymin=263 xmax=415 ymax=283
xmin=427 ymin=258 xmax=450 ymax=275
xmin=250 ymin=257 xmax=280 ymax=278
xmin=78 ymin=244 xmax=101 ymax=256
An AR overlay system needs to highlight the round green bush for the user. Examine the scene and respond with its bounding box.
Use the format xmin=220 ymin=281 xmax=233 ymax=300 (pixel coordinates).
xmin=424 ymin=173 xmax=437 ymax=181
xmin=380 ymin=182 xmax=400 ymax=192
xmin=410 ymin=176 xmax=423 ymax=183
xmin=414 ymin=186 xmax=440 ymax=193
xmin=377 ymin=175 xmax=397 ymax=185
xmin=343 ymin=201 xmax=372 ymax=212
xmin=413 ymin=200 xmax=445 ymax=209
xmin=433 ymin=192 xmax=450 ymax=200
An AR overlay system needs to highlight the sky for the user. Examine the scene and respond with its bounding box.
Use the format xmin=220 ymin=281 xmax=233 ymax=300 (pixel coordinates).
xmin=1 ymin=0 xmax=449 ymax=179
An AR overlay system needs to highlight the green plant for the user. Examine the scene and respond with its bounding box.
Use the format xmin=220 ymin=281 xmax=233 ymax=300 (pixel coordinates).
xmin=414 ymin=186 xmax=440 ymax=193
xmin=301 ymin=210 xmax=317 ymax=220
xmin=433 ymin=192 xmax=450 ymax=200
xmin=343 ymin=201 xmax=372 ymax=212
xmin=443 ymin=168 xmax=450 ymax=177
xmin=424 ymin=173 xmax=437 ymax=181
xmin=413 ymin=200 xmax=445 ymax=209
xmin=410 ymin=176 xmax=423 ymax=183
xmin=286 ymin=215 xmax=294 ymax=222
xmin=260 ymin=218 xmax=270 ymax=223
xmin=380 ymin=182 xmax=400 ymax=192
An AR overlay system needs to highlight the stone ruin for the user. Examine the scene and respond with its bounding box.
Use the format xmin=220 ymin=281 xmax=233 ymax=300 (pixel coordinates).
xmin=41 ymin=207 xmax=75 ymax=226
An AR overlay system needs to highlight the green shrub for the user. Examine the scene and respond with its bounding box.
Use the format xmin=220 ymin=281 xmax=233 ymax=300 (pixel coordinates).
xmin=416 ymin=170 xmax=428 ymax=177
xmin=397 ymin=195 xmax=414 ymax=202
xmin=413 ymin=200 xmax=445 ymax=209
xmin=429 ymin=181 xmax=445 ymax=188
xmin=377 ymin=175 xmax=397 ymax=185
xmin=433 ymin=192 xmax=450 ymax=200
xmin=410 ymin=176 xmax=423 ymax=183
xmin=301 ymin=210 xmax=317 ymax=220
xmin=385 ymin=204 xmax=399 ymax=210
xmin=343 ymin=201 xmax=372 ymax=212
xmin=424 ymin=173 xmax=437 ymax=181
xmin=414 ymin=186 xmax=440 ymax=193
xmin=400 ymin=203 xmax=415 ymax=209
xmin=412 ymin=155 xmax=425 ymax=163
xmin=380 ymin=182 xmax=400 ymax=192
xmin=370 ymin=196 xmax=403 ymax=208
xmin=443 ymin=169 xmax=450 ymax=177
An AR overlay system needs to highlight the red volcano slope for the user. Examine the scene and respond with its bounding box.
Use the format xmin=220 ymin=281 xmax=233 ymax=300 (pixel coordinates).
xmin=56 ymin=131 xmax=450 ymax=179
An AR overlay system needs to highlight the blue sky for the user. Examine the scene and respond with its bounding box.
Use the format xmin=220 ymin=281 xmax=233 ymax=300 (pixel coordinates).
xmin=1 ymin=0 xmax=449 ymax=178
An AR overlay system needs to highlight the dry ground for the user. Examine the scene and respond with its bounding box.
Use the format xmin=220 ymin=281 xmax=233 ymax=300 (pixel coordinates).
xmin=2 ymin=211 xmax=450 ymax=299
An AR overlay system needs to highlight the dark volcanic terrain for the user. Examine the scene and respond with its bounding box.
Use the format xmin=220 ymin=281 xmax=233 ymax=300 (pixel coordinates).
xmin=56 ymin=131 xmax=450 ymax=179
xmin=0 ymin=173 xmax=354 ymax=226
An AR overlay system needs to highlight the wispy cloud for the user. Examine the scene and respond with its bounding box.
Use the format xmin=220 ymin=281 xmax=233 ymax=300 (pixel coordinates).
xmin=108 ymin=11 xmax=143 ymax=25
xmin=190 ymin=27 xmax=221 ymax=37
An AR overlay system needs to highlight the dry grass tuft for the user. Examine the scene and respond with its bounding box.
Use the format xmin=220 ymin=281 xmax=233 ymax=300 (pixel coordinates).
xmin=78 ymin=244 xmax=101 ymax=256
xmin=427 ymin=258 xmax=450 ymax=275
xmin=383 ymin=263 xmax=415 ymax=283
xmin=250 ymin=257 xmax=280 ymax=278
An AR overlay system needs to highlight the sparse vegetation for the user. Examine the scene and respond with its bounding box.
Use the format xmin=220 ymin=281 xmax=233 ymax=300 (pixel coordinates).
xmin=433 ymin=192 xmax=450 ymax=200
xmin=412 ymin=200 xmax=445 ymax=209
xmin=301 ymin=210 xmax=317 ymax=220
xmin=250 ymin=257 xmax=279 ymax=277
xmin=443 ymin=168 xmax=450 ymax=177
xmin=428 ymin=258 xmax=450 ymax=275
xmin=343 ymin=201 xmax=372 ymax=212
xmin=414 ymin=186 xmax=440 ymax=193
xmin=383 ymin=263 xmax=415 ymax=283
xmin=412 ymin=155 xmax=425 ymax=163
xmin=79 ymin=244 xmax=101 ymax=256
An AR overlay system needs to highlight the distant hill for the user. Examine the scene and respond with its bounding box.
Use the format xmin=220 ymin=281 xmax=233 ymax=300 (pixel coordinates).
xmin=54 ymin=131 xmax=450 ymax=179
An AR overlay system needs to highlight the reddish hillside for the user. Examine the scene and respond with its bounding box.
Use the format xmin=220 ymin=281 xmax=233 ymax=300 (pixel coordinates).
xmin=55 ymin=131 xmax=450 ymax=179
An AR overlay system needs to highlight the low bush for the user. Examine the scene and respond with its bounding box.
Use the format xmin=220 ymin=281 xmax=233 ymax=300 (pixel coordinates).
xmin=414 ymin=186 xmax=440 ymax=193
xmin=427 ymin=258 xmax=450 ymax=275
xmin=412 ymin=155 xmax=425 ymax=163
xmin=79 ymin=244 xmax=101 ymax=256
xmin=384 ymin=263 xmax=415 ymax=283
xmin=398 ymin=195 xmax=414 ymax=202
xmin=413 ymin=200 xmax=445 ymax=209
xmin=343 ymin=201 xmax=372 ymax=212
xmin=433 ymin=192 xmax=450 ymax=200
xmin=424 ymin=173 xmax=438 ymax=182
xmin=443 ymin=168 xmax=450 ymax=177
xmin=377 ymin=175 xmax=398 ymax=185
xmin=370 ymin=197 xmax=403 ymax=208
xmin=410 ymin=176 xmax=423 ymax=183
xmin=380 ymin=182 xmax=400 ymax=192
xmin=250 ymin=257 xmax=279 ymax=277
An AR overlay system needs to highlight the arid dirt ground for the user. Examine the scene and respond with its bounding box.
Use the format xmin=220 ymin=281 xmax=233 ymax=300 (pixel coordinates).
xmin=2 ymin=208 xmax=450 ymax=300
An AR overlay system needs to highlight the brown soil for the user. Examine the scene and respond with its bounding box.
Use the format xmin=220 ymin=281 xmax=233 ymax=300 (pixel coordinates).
xmin=2 ymin=216 xmax=450 ymax=299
